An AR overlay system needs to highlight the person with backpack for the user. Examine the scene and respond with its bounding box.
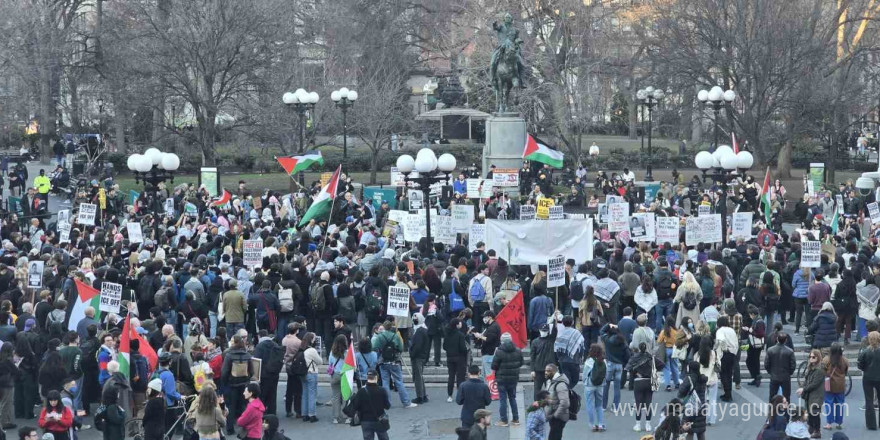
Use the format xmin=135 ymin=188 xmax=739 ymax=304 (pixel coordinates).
xmin=673 ymin=272 xmax=701 ymax=328
xmin=297 ymin=332 xmax=322 ymax=422
xmin=541 ymin=363 xmax=572 ymax=440
xmin=128 ymin=339 xmax=149 ymax=418
xmin=152 ymin=352 xmax=181 ymax=436
xmin=327 ymin=334 xmax=348 ymax=424
xmin=336 ymin=277 xmax=358 ymax=337
xmin=468 ymin=265 xmax=493 ymax=333
xmin=582 ymin=343 xmax=607 ymax=432
xmin=444 ymin=318 xmax=469 ymax=403
xmin=410 ymin=313 xmax=430 ymax=404
xmin=311 ymin=271 xmax=337 ymax=344
xmin=247 ymin=280 xmax=280 ymax=336
xmin=742 ymin=305 xmax=766 ymax=387
xmin=347 ymin=370 xmax=391 ymax=440
xmin=220 ymin=334 xmax=252 ymax=433
xmin=653 ymin=258 xmax=677 ymax=331
xmin=528 ymin=281 xmax=554 ymax=340
xmin=281 ymin=322 xmax=303 ymax=418
xmin=625 ymin=341 xmax=665 ymax=433
xmin=222 ymin=279 xmax=247 ymax=337
xmin=421 ymin=294 xmax=444 ymax=367
xmin=252 ymin=329 xmax=284 ymax=415
xmin=760 ymin=271 xmax=781 ymax=331
xmin=371 ymin=321 xmax=417 ymax=408
xmin=277 ymin=268 xmax=302 ymax=341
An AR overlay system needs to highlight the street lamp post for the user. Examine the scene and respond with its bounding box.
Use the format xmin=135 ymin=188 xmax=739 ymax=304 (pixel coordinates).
xmin=698 ymin=86 xmax=736 ymax=151
xmin=695 ymin=147 xmax=754 ymax=243
xmin=283 ymin=89 xmax=320 ymax=184
xmin=127 ymin=148 xmax=180 ymax=213
xmin=636 ymin=86 xmax=665 ymax=181
xmin=395 ymin=148 xmax=456 ymax=251
xmin=331 ymin=88 xmax=358 ymax=159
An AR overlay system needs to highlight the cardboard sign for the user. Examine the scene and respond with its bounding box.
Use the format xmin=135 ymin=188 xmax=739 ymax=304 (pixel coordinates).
xmin=548 ymin=206 xmax=564 ymax=220
xmin=387 ymin=285 xmax=411 ymax=317
xmin=243 ymin=239 xmax=263 ymax=268
xmin=128 ymin=222 xmax=144 ymax=244
xmin=77 ymin=203 xmax=97 ymax=226
xmin=99 ymin=282 xmax=123 ymax=314
xmin=466 ymin=179 xmax=494 ymax=199
xmin=547 ymin=255 xmax=566 ymax=288
xmin=801 ymin=240 xmax=821 ymax=268
xmin=656 ymin=216 xmax=680 ymax=245
xmin=27 ymin=261 xmax=44 ymax=289
xmin=520 ymin=205 xmax=536 ymax=221
xmin=685 ymin=214 xmax=722 ymax=246
xmin=869 ymin=202 xmax=880 ymax=224
xmin=731 ymin=212 xmax=753 ymax=240
xmin=452 ymin=204 xmax=475 ymax=232
xmin=469 ymin=223 xmax=486 ymax=252
xmin=630 ymin=213 xmax=655 ymax=242
xmin=608 ymin=202 xmax=630 ymax=232
xmin=492 ymin=168 xmax=519 ymax=187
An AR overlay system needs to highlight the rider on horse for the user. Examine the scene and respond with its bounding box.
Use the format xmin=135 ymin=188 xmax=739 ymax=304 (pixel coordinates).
xmin=490 ymin=13 xmax=525 ymax=89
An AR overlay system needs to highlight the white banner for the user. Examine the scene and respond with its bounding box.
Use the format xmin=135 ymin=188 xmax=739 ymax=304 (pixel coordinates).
xmin=469 ymin=223 xmax=486 ymax=252
xmin=128 ymin=222 xmax=144 ymax=244
xmin=520 ymin=205 xmax=536 ymax=220
xmin=99 ymin=282 xmax=123 ymax=314
xmin=387 ymin=285 xmax=411 ymax=317
xmin=466 ymin=178 xmax=493 ymax=199
xmin=731 ymin=212 xmax=753 ymax=240
xmin=485 ymin=219 xmax=593 ymax=266
xmin=630 ymin=213 xmax=655 ymax=242
xmin=451 ymin=204 xmax=475 ymax=232
xmin=801 ymin=240 xmax=821 ymax=268
xmin=77 ymin=203 xmax=97 ymax=226
xmin=685 ymin=214 xmax=722 ymax=246
xmin=656 ymin=217 xmax=680 ymax=245
xmin=243 ymin=239 xmax=263 ymax=268
xmin=547 ymin=255 xmax=566 ymax=288
xmin=608 ymin=202 xmax=629 ymax=232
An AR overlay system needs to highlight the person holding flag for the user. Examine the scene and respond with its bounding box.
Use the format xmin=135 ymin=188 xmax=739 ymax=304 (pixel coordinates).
xmin=298 ymin=165 xmax=341 ymax=228
xmin=118 ymin=314 xmax=157 ymax=417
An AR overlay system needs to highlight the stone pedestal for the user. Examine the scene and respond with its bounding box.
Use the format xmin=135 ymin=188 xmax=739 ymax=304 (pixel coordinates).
xmin=483 ymin=113 xmax=526 ymax=196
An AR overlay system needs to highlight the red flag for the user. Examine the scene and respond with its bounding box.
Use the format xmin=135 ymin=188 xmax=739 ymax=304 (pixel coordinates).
xmin=120 ymin=314 xmax=158 ymax=376
xmin=496 ymin=290 xmax=528 ymax=348
xmin=211 ymin=189 xmax=231 ymax=206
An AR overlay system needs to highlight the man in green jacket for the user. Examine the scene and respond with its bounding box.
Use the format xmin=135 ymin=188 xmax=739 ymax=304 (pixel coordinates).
xmin=371 ymin=321 xmax=417 ymax=408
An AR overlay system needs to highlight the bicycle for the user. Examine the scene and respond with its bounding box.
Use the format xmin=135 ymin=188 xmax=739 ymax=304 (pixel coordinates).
xmin=795 ymin=347 xmax=852 ymax=397
xmin=123 ymin=395 xmax=195 ymax=440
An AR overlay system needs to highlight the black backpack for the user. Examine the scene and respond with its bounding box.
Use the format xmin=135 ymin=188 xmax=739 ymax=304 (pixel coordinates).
xmin=380 ymin=335 xmax=400 ymax=363
xmin=264 ymin=343 xmax=285 ymax=375
xmin=569 ymin=278 xmax=585 ymax=302
xmin=93 ymin=404 xmax=107 ymax=431
xmin=351 ymin=283 xmax=366 ymax=312
xmin=290 ymin=350 xmax=309 ymax=376
xmin=682 ymin=290 xmax=697 ymax=311
xmin=553 ymin=381 xmax=580 ymax=421
xmin=656 ymin=272 xmax=673 ymax=297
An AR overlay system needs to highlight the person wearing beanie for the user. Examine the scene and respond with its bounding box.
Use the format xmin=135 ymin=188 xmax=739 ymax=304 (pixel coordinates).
xmin=410 ymin=312 xmax=430 ymax=404
xmin=492 ymin=333 xmax=523 ymax=427
xmin=143 ymin=379 xmax=166 ymax=440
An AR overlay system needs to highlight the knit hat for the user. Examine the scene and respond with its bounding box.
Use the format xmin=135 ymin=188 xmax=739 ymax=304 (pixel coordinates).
xmin=24 ymin=318 xmax=36 ymax=332
xmin=723 ymin=298 xmax=737 ymax=316
xmin=148 ymin=378 xmax=163 ymax=393
xmin=831 ymin=432 xmax=849 ymax=440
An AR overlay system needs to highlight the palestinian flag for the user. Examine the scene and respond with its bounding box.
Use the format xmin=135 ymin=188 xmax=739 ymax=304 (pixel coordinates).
xmin=119 ymin=314 xmax=158 ymax=379
xmin=67 ymin=279 xmax=102 ymax=331
xmin=759 ymin=167 xmax=772 ymax=225
xmin=277 ymin=151 xmax=324 ymax=175
xmin=212 ymin=189 xmax=231 ymax=206
xmin=523 ymin=134 xmax=564 ymax=169
xmin=732 ymin=133 xmax=740 ymax=154
xmin=831 ymin=203 xmax=840 ymax=235
xmin=340 ymin=341 xmax=358 ymax=401
xmin=298 ymin=165 xmax=341 ymax=227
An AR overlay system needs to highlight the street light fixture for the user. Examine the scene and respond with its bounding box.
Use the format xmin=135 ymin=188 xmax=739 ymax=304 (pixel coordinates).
xmin=636 ymin=86 xmax=665 ymax=181
xmin=695 ymin=146 xmax=754 ymax=242
xmin=331 ymin=87 xmax=358 ymax=159
xmin=127 ymin=148 xmax=180 ymax=212
xmin=395 ymin=148 xmax=456 ymax=250
xmin=283 ymin=89 xmax=320 ymax=184
xmin=698 ymin=86 xmax=736 ymax=152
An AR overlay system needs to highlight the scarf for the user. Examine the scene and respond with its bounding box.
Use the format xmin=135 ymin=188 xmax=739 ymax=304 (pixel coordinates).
xmin=554 ymin=326 xmax=585 ymax=360
xmin=205 ymin=347 xmax=222 ymax=362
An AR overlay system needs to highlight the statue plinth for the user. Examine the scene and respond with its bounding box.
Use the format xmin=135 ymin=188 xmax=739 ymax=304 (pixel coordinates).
xmin=482 ymin=113 xmax=526 ymax=197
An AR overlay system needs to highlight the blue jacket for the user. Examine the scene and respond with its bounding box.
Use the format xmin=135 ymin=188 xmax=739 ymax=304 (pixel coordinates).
xmin=158 ymin=368 xmax=181 ymax=406
xmin=453 ymin=179 xmax=467 ymax=195
xmin=791 ymin=270 xmax=813 ymax=299
xmin=528 ymin=295 xmax=554 ymax=331
xmin=526 ymin=406 xmax=547 ymax=440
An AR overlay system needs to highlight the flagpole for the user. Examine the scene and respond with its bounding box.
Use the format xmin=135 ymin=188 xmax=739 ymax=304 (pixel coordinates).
xmin=318 ymin=186 xmax=337 ymax=259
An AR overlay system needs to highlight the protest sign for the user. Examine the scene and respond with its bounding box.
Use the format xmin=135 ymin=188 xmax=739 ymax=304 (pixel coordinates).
xmin=57 ymin=209 xmax=70 ymax=227
xmin=28 ymin=261 xmax=44 ymax=289
xmin=536 ymin=197 xmax=555 ymax=219
xmin=387 ymin=286 xmax=411 ymax=317
xmin=548 ymin=206 xmax=564 ymax=220
xmin=655 ymin=217 xmax=680 ymax=245
xmin=685 ymin=214 xmax=722 ymax=246
xmin=836 ymin=195 xmax=844 ymax=214
xmin=404 ymin=214 xmax=423 ymax=242
xmin=77 ymin=203 xmax=97 ymax=226
xmin=435 ymin=215 xmax=456 ymax=245
xmin=99 ymin=282 xmax=123 ymax=314
xmin=519 ymin=205 xmax=536 ymax=221
xmin=596 ymin=203 xmax=610 ymax=224
xmin=466 ymin=179 xmax=493 ymax=199
xmin=128 ymin=222 xmax=144 ymax=244
xmin=452 ymin=204 xmax=475 ymax=232
xmin=630 ymin=213 xmax=655 ymax=242
xmin=243 ymin=239 xmax=263 ymax=268
xmin=607 ymin=195 xmax=624 ymax=204
xmin=469 ymin=223 xmax=486 ymax=252
xmin=485 ymin=219 xmax=593 ymax=266
xmin=59 ymin=223 xmax=71 ymax=244
xmin=547 ymin=255 xmax=566 ymax=288
xmin=492 ymin=168 xmax=519 ymax=187
xmin=608 ymin=202 xmax=630 ymax=232
xmin=869 ymin=202 xmax=880 ymax=224
xmin=801 ymin=240 xmax=821 ymax=267
xmin=698 ymin=205 xmax=711 ymax=217
xmin=731 ymin=212 xmax=753 ymax=240
xmin=388 ymin=210 xmax=407 ymax=224
xmin=565 ymin=213 xmax=586 ymax=219
xmin=407 ymin=189 xmax=424 ymax=210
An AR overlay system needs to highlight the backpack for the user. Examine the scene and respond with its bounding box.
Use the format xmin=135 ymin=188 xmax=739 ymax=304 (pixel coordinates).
xmin=154 ymin=288 xmax=169 ymax=311
xmin=469 ymin=277 xmax=486 ymax=302
xmin=682 ymin=290 xmax=697 ymax=311
xmin=364 ymin=286 xmax=383 ymax=316
xmin=229 ymin=356 xmax=252 ymax=383
xmin=352 ymin=283 xmax=366 ymax=312
xmin=449 ymin=292 xmax=465 ymax=313
xmin=93 ymin=404 xmax=107 ymax=431
xmin=310 ymin=283 xmax=326 ymax=313
xmin=265 ymin=343 xmax=285 ymax=375
xmin=338 ymin=296 xmax=357 ymax=325
xmin=656 ymin=271 xmax=674 ymax=297
xmin=380 ymin=334 xmax=400 ymax=363
xmin=570 ymin=278 xmax=585 ymax=302
xmin=553 ymin=381 xmax=580 ymax=421
xmin=278 ymin=288 xmax=295 ymax=313
xmin=289 ymin=350 xmax=309 ymax=376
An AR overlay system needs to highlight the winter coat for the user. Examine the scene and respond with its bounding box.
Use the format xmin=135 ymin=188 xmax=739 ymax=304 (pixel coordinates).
xmin=456 ymin=378 xmax=491 ymax=427
xmin=739 ymin=260 xmax=767 ymax=289
xmin=543 ymin=374 xmax=571 ymax=422
xmin=443 ymin=327 xmax=469 ymax=359
xmin=410 ymin=327 xmax=430 ymax=361
xmin=103 ymin=404 xmax=126 ymax=440
xmin=236 ymin=398 xmax=266 ymax=439
xmin=858 ymin=347 xmax=880 ymax=382
xmin=491 ymin=341 xmax=523 ymax=384
xmin=808 ymin=311 xmax=839 ymax=349
xmin=763 ymin=343 xmax=796 ymax=382
xmin=530 ymin=331 xmax=557 ymax=373
xmin=801 ymin=365 xmax=825 ymax=415
xmin=822 ymin=357 xmax=849 ymax=394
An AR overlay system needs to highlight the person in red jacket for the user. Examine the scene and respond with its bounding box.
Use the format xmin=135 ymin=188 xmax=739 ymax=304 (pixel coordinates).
xmin=38 ymin=390 xmax=73 ymax=440
xmin=236 ymin=383 xmax=265 ymax=440
xmin=206 ymin=337 xmax=224 ymax=379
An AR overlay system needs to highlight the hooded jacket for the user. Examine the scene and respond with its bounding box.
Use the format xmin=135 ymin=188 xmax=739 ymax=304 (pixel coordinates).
xmin=808 ymin=310 xmax=839 ymax=348
xmin=491 ymin=340 xmax=523 ymax=384
xmin=236 ymin=398 xmax=265 ymax=439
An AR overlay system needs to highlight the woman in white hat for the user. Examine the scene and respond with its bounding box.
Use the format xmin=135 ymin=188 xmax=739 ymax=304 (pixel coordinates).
xmin=142 ymin=379 xmax=166 ymax=440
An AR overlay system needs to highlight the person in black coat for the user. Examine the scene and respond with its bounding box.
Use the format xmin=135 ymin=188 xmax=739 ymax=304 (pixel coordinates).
xmin=409 ymin=314 xmax=430 ymax=404
xmin=679 ymin=361 xmax=707 ymax=437
xmin=444 ymin=319 xmax=469 ymax=401
xmin=348 ymin=371 xmax=391 ymax=440
xmin=101 ymin=388 xmax=126 ymax=440
xmin=491 ymin=334 xmax=523 ymax=425
xmin=455 ymin=365 xmax=491 ymax=429
xmin=142 ymin=382 xmax=166 ymax=440
xmin=808 ymin=303 xmax=839 ymax=349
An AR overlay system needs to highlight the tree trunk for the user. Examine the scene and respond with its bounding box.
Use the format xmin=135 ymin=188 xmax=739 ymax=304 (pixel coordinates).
xmin=628 ymin=93 xmax=638 ymax=139
xmin=369 ymin=145 xmax=379 ymax=184
xmin=69 ymin=78 xmax=81 ymax=133
xmin=679 ymin=87 xmax=695 ymax=142
xmin=691 ymin=85 xmax=703 ymax=144
xmin=776 ymin=114 xmax=794 ymax=178
xmin=201 ymin=113 xmax=217 ymax=166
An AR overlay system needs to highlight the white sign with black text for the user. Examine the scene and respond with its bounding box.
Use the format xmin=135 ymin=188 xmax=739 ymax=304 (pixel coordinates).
xmin=451 ymin=204 xmax=475 ymax=232
xmin=731 ymin=212 xmax=753 ymax=240
xmin=519 ymin=205 xmax=536 ymax=221
xmin=387 ymin=286 xmax=411 ymax=317
xmin=127 ymin=222 xmax=144 ymax=244
xmin=77 ymin=203 xmax=97 ymax=226
xmin=608 ymin=202 xmax=630 ymax=232
xmin=630 ymin=213 xmax=655 ymax=242
xmin=99 ymin=282 xmax=123 ymax=314
xmin=656 ymin=216 xmax=680 ymax=245
xmin=27 ymin=261 xmax=44 ymax=289
xmin=469 ymin=223 xmax=486 ymax=252
xmin=801 ymin=240 xmax=821 ymax=268
xmin=685 ymin=214 xmax=722 ymax=246
xmin=243 ymin=239 xmax=263 ymax=268
xmin=547 ymin=255 xmax=566 ymax=288
xmin=869 ymin=202 xmax=880 ymax=224
xmin=548 ymin=206 xmax=564 ymax=220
